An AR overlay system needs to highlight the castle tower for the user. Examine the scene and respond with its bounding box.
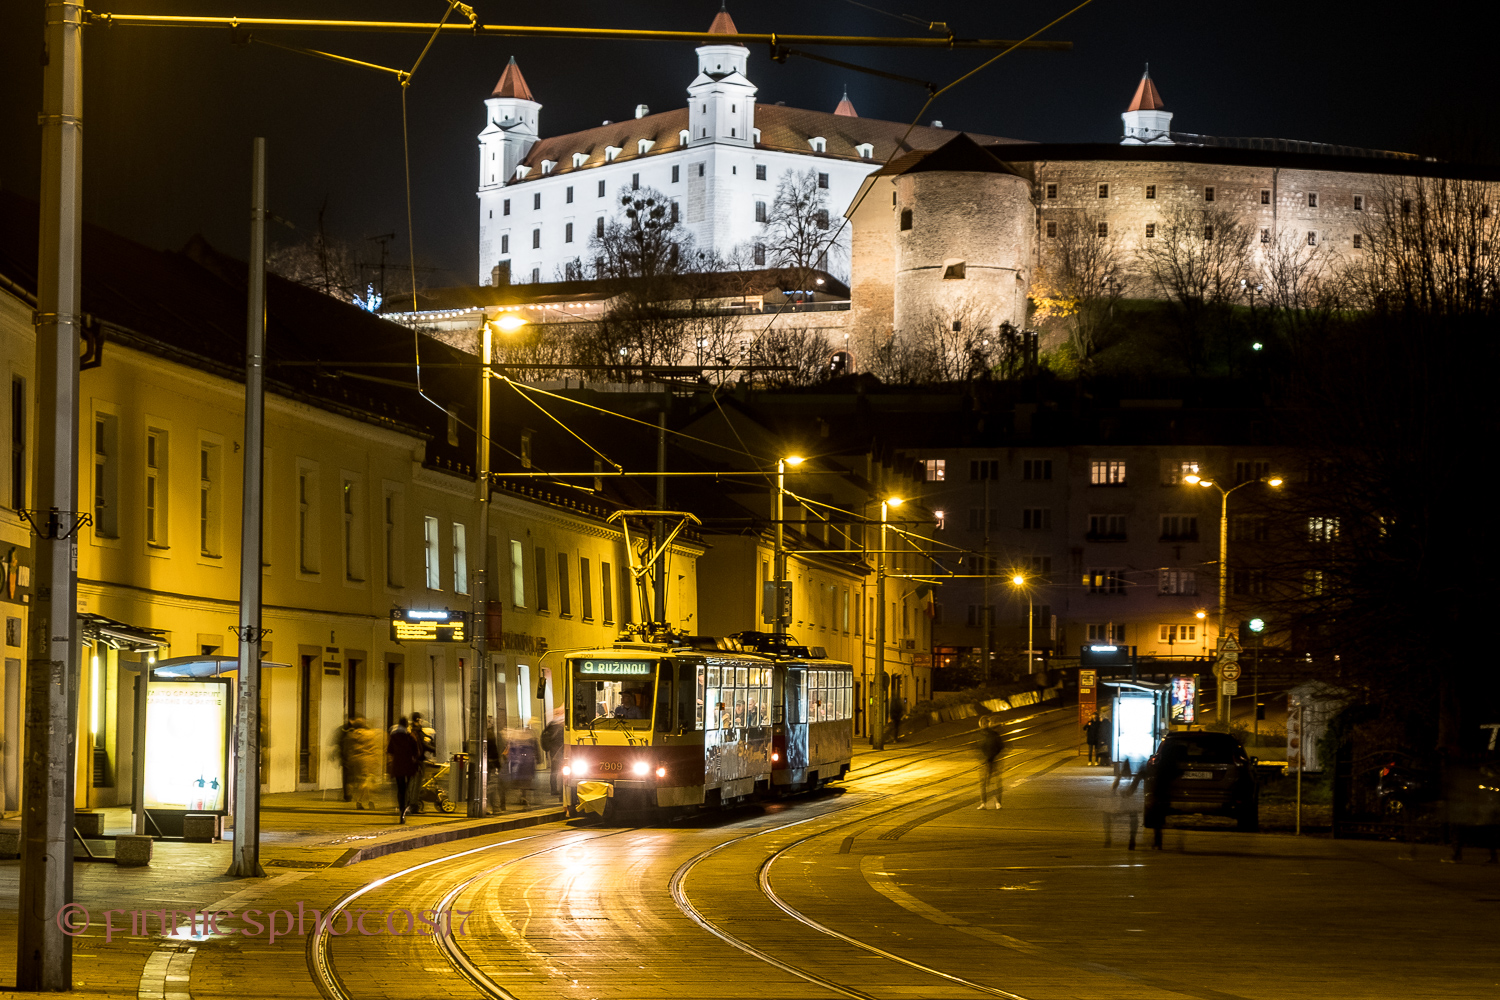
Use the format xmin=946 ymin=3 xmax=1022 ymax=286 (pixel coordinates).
xmin=834 ymin=88 xmax=858 ymax=117
xmin=687 ymin=7 xmax=756 ymax=147
xmin=1120 ymin=66 xmax=1173 ymax=145
xmin=479 ymin=57 xmax=541 ymax=189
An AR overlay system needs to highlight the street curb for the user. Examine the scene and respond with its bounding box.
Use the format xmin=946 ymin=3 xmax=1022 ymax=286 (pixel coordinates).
xmin=330 ymin=808 xmax=567 ymax=866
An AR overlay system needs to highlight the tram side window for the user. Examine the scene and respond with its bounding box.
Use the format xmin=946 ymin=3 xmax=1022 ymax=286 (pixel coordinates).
xmin=705 ymin=665 xmax=723 ymax=729
xmin=681 ymin=663 xmax=702 ymax=731
xmin=655 ymin=664 xmax=672 ymax=730
xmin=787 ymin=670 xmax=806 ymax=724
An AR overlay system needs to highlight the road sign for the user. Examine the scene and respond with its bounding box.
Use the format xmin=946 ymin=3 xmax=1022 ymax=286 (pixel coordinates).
xmin=1219 ymin=634 xmax=1241 ymax=651
xmin=1221 ymin=662 xmax=1242 ymax=681
xmin=1079 ymin=669 xmax=1098 ymax=690
xmin=1222 ymin=678 xmax=1238 ymax=696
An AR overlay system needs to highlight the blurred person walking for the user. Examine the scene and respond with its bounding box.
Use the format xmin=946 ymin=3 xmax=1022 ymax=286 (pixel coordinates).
xmin=541 ymin=710 xmax=565 ymax=800
xmin=387 ymin=716 xmax=421 ymax=823
xmin=342 ymin=717 xmax=382 ymax=811
xmin=978 ymin=723 xmax=1005 ymax=809
xmin=1103 ymin=759 xmax=1141 ymax=849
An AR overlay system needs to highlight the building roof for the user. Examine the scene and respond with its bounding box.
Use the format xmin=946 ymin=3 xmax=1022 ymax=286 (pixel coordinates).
xmin=870 ymin=133 xmax=1030 ymax=181
xmin=833 ymin=90 xmax=858 ymax=118
xmin=513 ymin=103 xmax=1019 ymax=181
xmin=1126 ymin=68 xmax=1165 ymax=112
xmin=707 ymin=8 xmax=740 ymax=35
xmin=492 ymin=56 xmax=535 ymax=101
xmin=976 ymin=142 xmax=1500 ymax=180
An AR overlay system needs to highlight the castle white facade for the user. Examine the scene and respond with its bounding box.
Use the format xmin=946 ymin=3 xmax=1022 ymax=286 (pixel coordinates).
xmin=475 ymin=9 xmax=1010 ymax=286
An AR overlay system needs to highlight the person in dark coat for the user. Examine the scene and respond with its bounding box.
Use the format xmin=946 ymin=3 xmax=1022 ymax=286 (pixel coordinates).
xmin=387 ymin=716 xmax=421 ymax=824
xmin=485 ymin=719 xmax=504 ymax=812
xmin=1143 ymin=742 xmax=1185 ymax=849
xmin=1084 ymin=715 xmax=1104 ymax=765
xmin=978 ymin=724 xmax=1005 ymax=809
xmin=890 ymin=696 xmax=905 ymax=744
xmin=504 ymin=727 xmax=540 ymax=810
xmin=1104 ymin=759 xmax=1141 ymax=849
xmin=541 ymin=711 xmax=565 ymax=800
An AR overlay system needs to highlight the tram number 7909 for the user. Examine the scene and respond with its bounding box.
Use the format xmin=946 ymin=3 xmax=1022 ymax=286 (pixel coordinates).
xmin=595 ymin=761 xmax=624 ymax=772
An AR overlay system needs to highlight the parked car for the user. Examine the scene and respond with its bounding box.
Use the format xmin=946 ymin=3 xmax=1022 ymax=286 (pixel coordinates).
xmin=1145 ymin=731 xmax=1259 ymax=831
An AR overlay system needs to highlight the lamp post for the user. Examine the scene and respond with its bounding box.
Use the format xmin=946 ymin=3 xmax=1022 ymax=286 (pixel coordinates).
xmin=1183 ymin=471 xmax=1281 ymax=727
xmin=773 ymin=456 xmax=803 ymax=637
xmin=1011 ymin=574 xmax=1034 ymax=675
xmin=873 ymin=496 xmax=902 ymax=750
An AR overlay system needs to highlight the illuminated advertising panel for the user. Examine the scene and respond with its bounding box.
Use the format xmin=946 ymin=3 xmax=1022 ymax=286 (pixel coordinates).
xmin=389 ymin=608 xmax=469 ymax=642
xmin=143 ymin=680 xmax=230 ymax=812
xmin=1169 ymin=675 xmax=1197 ymax=724
xmin=574 ymin=658 xmax=654 ymax=677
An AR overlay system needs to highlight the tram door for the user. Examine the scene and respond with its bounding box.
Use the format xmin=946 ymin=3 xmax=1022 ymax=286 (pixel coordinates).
xmin=786 ymin=667 xmax=809 ymax=769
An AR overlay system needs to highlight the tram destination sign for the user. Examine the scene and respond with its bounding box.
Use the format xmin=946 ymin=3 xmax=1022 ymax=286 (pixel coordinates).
xmin=575 ymin=658 xmax=654 ymax=677
xmin=390 ymin=608 xmax=469 ymax=643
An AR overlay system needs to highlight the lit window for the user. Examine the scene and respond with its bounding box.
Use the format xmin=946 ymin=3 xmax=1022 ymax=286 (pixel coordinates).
xmin=1157 ymin=569 xmax=1196 ymax=595
xmin=1046 ymin=183 xmax=1057 ymax=199
xmin=922 ymin=459 xmax=945 ymax=481
xmin=1159 ymin=624 xmax=1197 ymax=643
xmin=1087 ymin=569 xmax=1127 ymax=595
xmin=1046 ymin=221 xmax=1057 ymax=238
xmin=1204 ymin=186 xmax=1215 ymax=202
xmin=424 ymin=516 xmax=441 ymax=590
xmin=1145 ymin=184 xmax=1156 ymax=199
xmin=1146 ymin=223 xmax=1156 ymax=238
xmin=1090 ymin=460 xmax=1127 ymax=485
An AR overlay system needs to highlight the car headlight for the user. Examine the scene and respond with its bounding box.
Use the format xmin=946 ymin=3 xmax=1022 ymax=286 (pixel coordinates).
xmin=632 ymin=761 xmax=649 ymax=776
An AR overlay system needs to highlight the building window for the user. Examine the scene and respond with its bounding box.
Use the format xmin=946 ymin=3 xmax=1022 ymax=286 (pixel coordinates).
xmin=1160 ymin=515 xmax=1198 ymax=541
xmin=453 ymin=522 xmax=469 ymax=595
xmin=1308 ymin=516 xmax=1340 ymax=543
xmin=670 ymin=201 xmax=680 ymax=222
xmin=565 ymin=222 xmax=574 ymax=243
xmin=1235 ymin=460 xmax=1271 ymax=484
xmin=598 ymin=180 xmax=606 ymax=197
xmin=532 ymin=229 xmax=541 ymax=249
xmin=966 ymin=605 xmax=995 ymax=628
xmin=1088 ymin=514 xmax=1127 ymax=540
xmin=1353 ymin=234 xmax=1363 ymax=249
xmin=1204 ymin=186 xmax=1215 ymax=202
xmin=1354 ymin=195 xmax=1364 ymax=211
xmin=1097 ymin=221 xmax=1109 ymax=237
xmin=1231 ymin=515 xmax=1269 ymax=542
xmin=672 ymin=165 xmax=680 ymax=183
xmin=145 ymin=429 xmax=167 ymax=545
xmin=342 ymin=478 xmax=365 ymax=582
xmin=753 ymin=244 xmax=766 ymax=266
xmin=970 ymin=460 xmax=999 ymax=480
xmin=1090 ymin=460 xmax=1127 ymax=486
xmin=531 ymin=267 xmax=540 ymax=283
xmin=1145 ymin=222 xmax=1156 ymax=238
xmin=93 ymin=414 xmax=118 ymax=538
xmin=818 ymin=172 xmax=829 ymax=189
xmin=1087 ymin=569 xmax=1126 ymax=595
xmin=1304 ymin=569 xmax=1326 ymax=596
xmin=943 ymin=261 xmax=966 ymax=279
xmin=1157 ymin=569 xmax=1197 ymax=595
xmin=755 ymin=201 xmax=767 ymax=223
xmin=619 ymin=563 xmax=633 ymax=623
xmin=199 ymin=443 xmax=220 ymax=556
xmin=503 ymin=198 xmax=511 ymax=216
xmin=1022 ymin=507 xmax=1051 ymax=530
xmin=423 ymin=516 xmax=441 ymax=590
xmin=384 ymin=492 xmax=401 ymax=587
xmin=1162 ymin=460 xmax=1200 ymax=485
xmin=10 ymin=377 xmax=24 ymax=510
xmin=510 ymin=539 xmax=526 ymax=606
xmin=698 ymin=164 xmax=705 ymax=177
xmin=1046 ymin=221 xmax=1057 ymax=238
xmin=579 ymin=557 xmax=594 ymax=620
xmin=500 ymin=234 xmax=510 ymax=254
xmin=756 ymin=164 xmax=767 ymax=180
xmin=1307 ymin=231 xmax=1317 ymax=246
xmin=1145 ymin=184 xmax=1156 ymax=199
xmin=1204 ymin=225 xmax=1214 ymax=241
xmin=1159 ymin=624 xmax=1197 ymax=643
xmin=1260 ymin=228 xmax=1270 ymax=244
xmin=1098 ymin=184 xmax=1109 ymax=198
xmin=1087 ymin=623 xmax=1126 ymax=643
xmin=900 ymin=208 xmax=913 ymax=230
xmin=534 ymin=546 xmax=550 ymax=611
xmin=597 ymin=217 xmax=605 ymax=238
xmin=557 ymin=552 xmax=572 ymax=616
xmin=968 ymin=508 xmax=1001 ymax=531
xmin=1308 ymin=192 xmax=1318 ymax=208
xmin=1233 ymin=569 xmax=1267 ymax=596
xmin=1046 ymin=183 xmax=1057 ymax=199
xmin=530 ymin=193 xmax=539 ymax=211
xmin=1028 ymin=556 xmax=1053 ymax=581
xmin=1024 ymin=459 xmax=1052 ymax=480
xmin=1261 ymin=190 xmax=1270 ymax=205
xmin=631 ymin=172 xmax=639 ymax=191
xmin=600 ymin=560 xmax=614 ymax=623
xmin=815 ymin=210 xmax=829 ymax=230
xmin=922 ymin=459 xmax=945 ymax=481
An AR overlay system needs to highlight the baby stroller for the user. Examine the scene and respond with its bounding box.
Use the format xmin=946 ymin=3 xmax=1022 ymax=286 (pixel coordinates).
xmin=418 ymin=756 xmax=457 ymax=813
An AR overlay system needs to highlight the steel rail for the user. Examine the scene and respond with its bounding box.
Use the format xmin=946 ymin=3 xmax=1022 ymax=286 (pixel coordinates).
xmin=82 ymin=12 xmax=1070 ymax=49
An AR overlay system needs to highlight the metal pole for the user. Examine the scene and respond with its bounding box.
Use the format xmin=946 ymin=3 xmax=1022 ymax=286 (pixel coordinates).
xmin=774 ymin=460 xmax=785 ymax=636
xmin=227 ymin=137 xmax=268 ymax=880
xmin=981 ymin=478 xmax=990 ymax=683
xmin=468 ymin=323 xmax=492 ymax=817
xmin=875 ymin=512 xmax=886 ymax=749
xmin=653 ymin=407 xmax=667 ymax=623
xmin=1027 ymin=594 xmax=1034 ymax=675
xmin=1295 ymin=704 xmax=1304 ymax=836
xmin=1217 ymin=488 xmax=1229 ymax=727
xmin=19 ymin=0 xmax=84 ymax=984
xmin=131 ymin=657 xmax=149 ymax=835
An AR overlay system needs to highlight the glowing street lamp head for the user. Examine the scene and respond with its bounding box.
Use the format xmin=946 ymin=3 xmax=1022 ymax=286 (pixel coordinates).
xmin=1195 ymin=610 xmax=1207 ymax=620
xmin=885 ymin=497 xmax=904 ymax=508
xmin=1183 ymin=474 xmax=1201 ymax=485
xmin=1267 ymin=476 xmax=1284 ymax=488
xmin=491 ymin=313 xmax=526 ymax=333
xmin=1011 ymin=574 xmax=1025 ymax=586
xmin=783 ymin=455 xmax=804 ymax=467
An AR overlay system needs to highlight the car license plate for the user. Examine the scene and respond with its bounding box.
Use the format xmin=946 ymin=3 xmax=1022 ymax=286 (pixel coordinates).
xmin=1181 ymin=770 xmax=1214 ymax=780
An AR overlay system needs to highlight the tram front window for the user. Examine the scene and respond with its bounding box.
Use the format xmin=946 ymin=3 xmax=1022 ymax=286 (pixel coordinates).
xmin=569 ymin=657 xmax=656 ymax=730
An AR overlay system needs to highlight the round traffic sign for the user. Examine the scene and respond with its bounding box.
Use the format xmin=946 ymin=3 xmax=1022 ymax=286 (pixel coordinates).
xmin=1220 ymin=662 xmax=1242 ymax=681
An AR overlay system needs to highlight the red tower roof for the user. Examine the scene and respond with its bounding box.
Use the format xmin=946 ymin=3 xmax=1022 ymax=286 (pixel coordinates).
xmin=834 ymin=90 xmax=858 ymax=117
xmin=707 ymin=9 xmax=739 ymax=34
xmin=491 ymin=57 xmax=535 ymax=101
xmin=1126 ymin=68 xmax=1165 ymax=112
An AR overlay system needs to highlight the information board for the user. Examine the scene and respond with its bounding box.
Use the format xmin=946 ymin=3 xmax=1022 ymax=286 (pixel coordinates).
xmin=390 ymin=608 xmax=469 ymax=642
xmin=574 ymin=658 xmax=654 ymax=677
xmin=143 ymin=680 xmax=230 ymax=812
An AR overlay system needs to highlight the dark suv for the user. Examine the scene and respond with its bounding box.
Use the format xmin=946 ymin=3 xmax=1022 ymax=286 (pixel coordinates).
xmin=1144 ymin=731 xmax=1259 ymax=831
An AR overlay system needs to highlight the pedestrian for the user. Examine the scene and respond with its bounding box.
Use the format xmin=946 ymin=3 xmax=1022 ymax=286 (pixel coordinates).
xmin=1103 ymin=759 xmax=1141 ymax=849
xmin=890 ymin=696 xmax=905 ymax=744
xmin=541 ymin=710 xmax=565 ymax=800
xmin=1143 ymin=742 xmax=1184 ymax=850
xmin=330 ymin=715 xmax=358 ymax=801
xmin=387 ymin=715 xmax=421 ymax=824
xmin=485 ymin=718 xmax=504 ymax=812
xmin=977 ymin=723 xmax=1005 ymax=809
xmin=1084 ymin=714 xmax=1103 ymax=765
xmin=506 ymin=727 xmax=540 ymax=810
xmin=408 ymin=712 xmax=436 ymax=814
xmin=342 ymin=717 xmax=382 ymax=811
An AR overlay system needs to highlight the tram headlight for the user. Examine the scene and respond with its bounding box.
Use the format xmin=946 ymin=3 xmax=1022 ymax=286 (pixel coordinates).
xmin=575 ymin=760 xmax=588 ymax=774
xmin=632 ymin=761 xmax=649 ymax=776
xmin=562 ymin=766 xmax=572 ymax=776
xmin=771 ymin=752 xmax=780 ymax=762
xmin=655 ymin=766 xmax=666 ymax=778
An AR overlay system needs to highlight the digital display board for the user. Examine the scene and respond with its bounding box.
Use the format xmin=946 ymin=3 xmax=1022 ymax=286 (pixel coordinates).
xmin=573 ymin=658 xmax=654 ymax=677
xmin=143 ymin=680 xmax=230 ymax=812
xmin=390 ymin=608 xmax=469 ymax=643
xmin=1170 ymin=675 xmax=1197 ymax=724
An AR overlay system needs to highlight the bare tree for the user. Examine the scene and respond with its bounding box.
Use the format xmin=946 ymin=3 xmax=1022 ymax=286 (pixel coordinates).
xmin=1134 ymin=205 xmax=1255 ymax=373
xmin=745 ymin=323 xmax=833 ymax=387
xmin=759 ymin=168 xmax=846 ymax=280
xmin=906 ymin=299 xmax=1001 ymax=382
xmin=1031 ymin=211 xmax=1127 ymax=369
xmin=267 ymin=222 xmax=361 ymax=302
xmin=1256 ymin=227 xmax=1347 ymax=344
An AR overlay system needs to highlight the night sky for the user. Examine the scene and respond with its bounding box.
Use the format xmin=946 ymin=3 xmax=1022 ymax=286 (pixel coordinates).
xmin=1 ymin=0 xmax=1494 ymax=288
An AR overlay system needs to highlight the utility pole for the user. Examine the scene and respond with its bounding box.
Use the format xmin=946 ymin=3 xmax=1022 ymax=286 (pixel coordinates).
xmin=874 ymin=512 xmax=886 ymax=751
xmin=981 ymin=476 xmax=991 ymax=683
xmin=227 ymin=137 xmax=269 ymax=879
xmin=467 ymin=321 xmax=491 ymax=816
xmin=19 ymin=0 xmax=84 ymax=986
xmin=653 ymin=405 xmax=667 ymax=622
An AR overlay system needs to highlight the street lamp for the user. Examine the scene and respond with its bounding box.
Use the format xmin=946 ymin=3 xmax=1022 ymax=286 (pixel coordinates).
xmin=492 ymin=312 xmax=526 ymax=333
xmin=773 ymin=456 xmax=804 ymax=636
xmin=1011 ymin=574 xmax=1034 ymax=675
xmin=1183 ymin=471 xmax=1282 ymax=727
xmin=874 ymin=496 xmax=902 ymax=750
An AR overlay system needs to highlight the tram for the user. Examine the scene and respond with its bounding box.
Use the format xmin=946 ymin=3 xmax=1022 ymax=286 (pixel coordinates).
xmin=560 ymin=627 xmax=854 ymax=819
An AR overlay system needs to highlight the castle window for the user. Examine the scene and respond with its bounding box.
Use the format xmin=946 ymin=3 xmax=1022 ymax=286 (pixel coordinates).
xmin=818 ymin=173 xmax=829 ymax=190
xmin=731 ymin=128 xmax=736 ymax=137
xmin=809 ymin=137 xmax=826 ymax=153
xmin=753 ymin=244 xmax=766 ymax=265
xmin=605 ymin=146 xmax=622 ymax=162
xmin=631 ymin=173 xmax=639 ymax=190
xmin=1204 ymin=186 xmax=1215 ymax=202
xmin=1307 ymin=230 xmax=1317 ymax=246
xmin=598 ymin=180 xmax=606 ymax=197
xmin=565 ymin=222 xmax=574 ymax=243
xmin=1145 ymin=184 xmax=1156 ymax=199
xmin=1098 ymin=183 xmax=1109 ymax=199
xmin=503 ymin=199 xmax=511 ymax=216
xmin=1046 ymin=221 xmax=1057 ymax=238
xmin=698 ymin=164 xmax=705 ymax=177
xmin=942 ymin=261 xmax=966 ymax=280
xmin=596 ymin=217 xmax=605 ymax=238
xmin=673 ymin=165 xmax=680 ymax=183
xmin=1097 ymin=221 xmax=1109 ymax=238
xmin=541 ymin=160 xmax=555 ymax=175
xmin=1203 ymin=226 xmax=1214 ymax=241
xmin=952 ymin=320 xmax=962 ymax=333
xmin=566 ymin=186 xmax=574 ymax=204
xmin=856 ymin=143 xmax=874 ymax=159
xmin=1402 ymin=199 xmax=1411 ymax=214
xmin=731 ymin=104 xmax=736 ymax=113
xmin=572 ymin=152 xmax=588 ymax=168
xmin=1353 ymin=234 xmax=1363 ymax=249
xmin=1046 ymin=183 xmax=1057 ymax=199
xmin=531 ymin=267 xmax=540 ymax=283
xmin=501 ymin=235 xmax=509 ymax=253
xmin=1308 ymin=192 xmax=1318 ymax=208
xmin=488 ymin=210 xmax=492 ymax=220
xmin=638 ymin=139 xmax=654 ymax=155
xmin=756 ymin=164 xmax=767 ymax=180
xmin=815 ymin=210 xmax=829 ymax=230
xmin=1260 ymin=228 xmax=1270 ymax=243
xmin=1145 ymin=223 xmax=1156 ymax=238
xmin=1354 ymin=195 xmax=1364 ymax=211
xmin=533 ymin=193 xmax=541 ymax=210
xmin=532 ymin=229 xmax=541 ymax=249
xmin=900 ymin=208 xmax=913 ymax=231
xmin=670 ymin=202 xmax=680 ymax=222
xmin=755 ymin=201 xmax=767 ymax=223
xmin=1261 ymin=190 xmax=1271 ymax=205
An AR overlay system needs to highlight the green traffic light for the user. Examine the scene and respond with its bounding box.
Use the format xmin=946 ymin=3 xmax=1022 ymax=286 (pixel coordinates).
xmin=1248 ymin=618 xmax=1265 ymax=633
